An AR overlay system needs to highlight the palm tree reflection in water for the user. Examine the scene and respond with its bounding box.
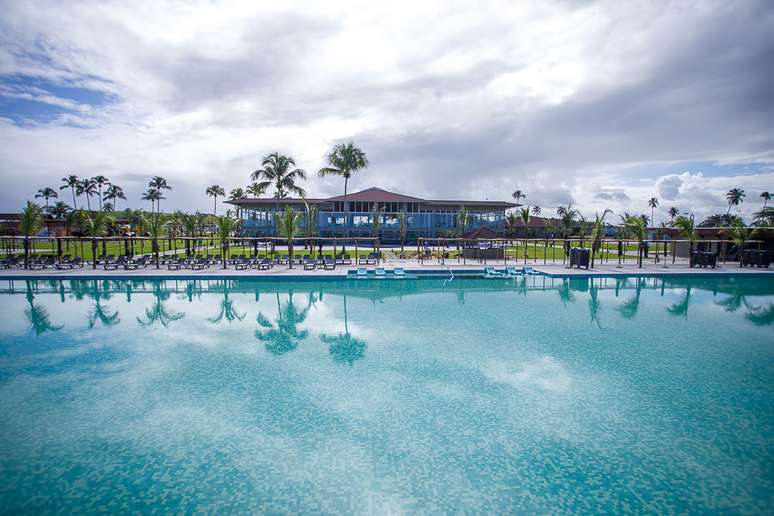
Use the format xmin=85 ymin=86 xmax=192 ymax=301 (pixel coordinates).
xmin=24 ymin=281 xmax=63 ymax=336
xmin=617 ymin=278 xmax=643 ymax=319
xmin=256 ymin=292 xmax=309 ymax=355
xmin=209 ymin=282 xmax=246 ymax=324
xmin=87 ymin=280 xmax=120 ymax=328
xmin=667 ymin=284 xmax=692 ymax=319
xmin=319 ymin=296 xmax=366 ymax=365
xmin=137 ymin=284 xmax=185 ymax=328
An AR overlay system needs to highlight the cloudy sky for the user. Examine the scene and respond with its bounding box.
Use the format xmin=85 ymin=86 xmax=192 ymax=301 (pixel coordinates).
xmin=1 ymin=0 xmax=773 ymax=223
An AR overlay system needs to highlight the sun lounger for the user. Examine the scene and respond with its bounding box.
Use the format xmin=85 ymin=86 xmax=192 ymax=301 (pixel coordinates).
xmin=484 ymin=266 xmax=503 ymax=278
xmin=254 ymin=258 xmax=272 ymax=270
xmin=324 ymin=258 xmax=336 ymax=270
xmin=303 ymin=258 xmax=316 ymax=270
xmin=505 ymin=266 xmax=521 ymax=277
xmin=394 ymin=267 xmax=406 ymax=278
xmin=235 ymin=258 xmax=250 ymax=270
xmin=375 ymin=267 xmax=386 ymax=278
xmin=523 ymin=266 xmax=537 ymax=275
xmin=168 ymin=258 xmax=185 ymax=270
xmin=356 ymin=267 xmax=368 ymax=278
xmin=342 ymin=254 xmax=352 ymax=265
xmin=104 ymin=256 xmax=127 ymax=270
xmin=367 ymin=253 xmax=377 ymax=265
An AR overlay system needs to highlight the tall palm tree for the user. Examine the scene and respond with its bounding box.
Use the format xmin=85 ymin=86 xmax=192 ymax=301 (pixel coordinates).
xmin=648 ymin=197 xmax=659 ymax=226
xmin=668 ymin=206 xmax=679 ymax=225
xmin=174 ymin=212 xmax=197 ymax=257
xmin=590 ymin=209 xmax=613 ymax=267
xmin=319 ymin=296 xmax=366 ymax=365
xmin=253 ymin=152 xmax=307 ymax=202
xmin=512 ymin=190 xmax=525 ymax=205
xmin=531 ymin=205 xmax=541 ymax=216
xmin=213 ymin=213 xmax=239 ymax=268
xmin=726 ymin=188 xmax=745 ymax=214
xmin=277 ymin=206 xmax=301 ymax=267
xmin=398 ymin=210 xmax=408 ymax=255
xmin=78 ymin=209 xmax=115 ymax=269
xmin=207 ymin=185 xmax=226 ymax=216
xmin=77 ymin=178 xmax=97 ymax=211
xmin=149 ymin=176 xmax=171 ymax=212
xmin=93 ymin=175 xmax=110 ymax=210
xmin=519 ymin=206 xmax=530 ymax=259
xmin=504 ymin=212 xmax=519 ymax=238
xmin=141 ymin=188 xmax=161 ymax=212
xmin=19 ymin=202 xmax=44 ymax=269
xmin=457 ymin=206 xmax=470 ymax=237
xmin=761 ymin=191 xmax=771 ymax=210
xmin=673 ymin=214 xmax=698 ymax=255
xmin=228 ymin=187 xmax=245 ymax=220
xmin=317 ymin=142 xmax=368 ymax=247
xmin=49 ymin=201 xmax=71 ymax=219
xmin=621 ymin=213 xmax=647 ymax=267
xmin=558 ymin=204 xmax=579 ymax=238
xmin=143 ymin=212 xmax=168 ymax=268
xmin=724 ymin=221 xmax=753 ymax=265
xmin=371 ymin=203 xmax=382 ymax=247
xmin=104 ymin=184 xmax=126 ymax=212
xmin=302 ymin=197 xmax=319 ymax=256
xmin=60 ymin=174 xmax=80 ymax=211
xmin=35 ymin=187 xmax=58 ymax=213
xmin=246 ymin=182 xmax=268 ymax=198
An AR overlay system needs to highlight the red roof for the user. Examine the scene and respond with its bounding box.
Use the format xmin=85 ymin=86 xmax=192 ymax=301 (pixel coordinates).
xmin=325 ymin=187 xmax=423 ymax=203
xmin=462 ymin=226 xmax=504 ymax=239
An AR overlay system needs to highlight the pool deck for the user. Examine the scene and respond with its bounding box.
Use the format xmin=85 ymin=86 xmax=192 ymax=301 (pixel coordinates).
xmin=2 ymin=259 xmax=773 ymax=278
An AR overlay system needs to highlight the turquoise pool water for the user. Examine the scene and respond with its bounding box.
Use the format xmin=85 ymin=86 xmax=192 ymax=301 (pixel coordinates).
xmin=1 ymin=275 xmax=773 ymax=513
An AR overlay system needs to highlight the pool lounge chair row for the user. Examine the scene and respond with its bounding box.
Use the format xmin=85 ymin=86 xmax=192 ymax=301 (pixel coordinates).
xmin=484 ymin=266 xmax=538 ymax=278
xmin=355 ymin=267 xmax=406 ymax=278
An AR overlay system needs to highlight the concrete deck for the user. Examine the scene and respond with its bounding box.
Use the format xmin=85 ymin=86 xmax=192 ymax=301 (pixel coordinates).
xmin=1 ymin=258 xmax=772 ymax=278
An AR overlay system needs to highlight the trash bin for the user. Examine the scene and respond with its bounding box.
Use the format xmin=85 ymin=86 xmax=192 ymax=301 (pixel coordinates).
xmin=570 ymin=247 xmax=590 ymax=269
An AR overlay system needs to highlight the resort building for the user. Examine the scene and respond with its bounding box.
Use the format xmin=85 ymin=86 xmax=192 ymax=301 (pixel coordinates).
xmin=227 ymin=187 xmax=517 ymax=242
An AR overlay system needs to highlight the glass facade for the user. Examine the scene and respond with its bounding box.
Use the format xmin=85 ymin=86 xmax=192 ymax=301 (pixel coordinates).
xmin=238 ymin=200 xmax=507 ymax=242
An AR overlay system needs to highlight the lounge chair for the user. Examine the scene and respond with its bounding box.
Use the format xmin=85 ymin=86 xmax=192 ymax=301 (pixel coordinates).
xmin=356 ymin=267 xmax=368 ymax=278
xmin=394 ymin=267 xmax=406 ymax=278
xmin=190 ymin=258 xmax=209 ymax=270
xmin=105 ymin=256 xmax=127 ymax=270
xmin=505 ymin=266 xmax=521 ymax=277
xmin=324 ymin=258 xmax=336 ymax=270
xmin=168 ymin=257 xmax=186 ymax=270
xmin=303 ymin=258 xmax=316 ymax=270
xmin=0 ymin=256 xmax=19 ymax=269
xmin=235 ymin=258 xmax=251 ymax=270
xmin=367 ymin=253 xmax=377 ymax=265
xmin=255 ymin=258 xmax=272 ymax=270
xmin=523 ymin=266 xmax=537 ymax=275
xmin=375 ymin=267 xmax=386 ymax=278
xmin=125 ymin=255 xmax=149 ymax=270
xmin=55 ymin=256 xmax=75 ymax=270
xmin=484 ymin=266 xmax=503 ymax=278
xmin=358 ymin=255 xmax=368 ymax=265
xmin=335 ymin=253 xmax=344 ymax=265
xmin=342 ymin=254 xmax=352 ymax=265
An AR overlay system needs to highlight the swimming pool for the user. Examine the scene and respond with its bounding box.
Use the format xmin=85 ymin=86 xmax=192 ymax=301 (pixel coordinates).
xmin=1 ymin=275 xmax=772 ymax=513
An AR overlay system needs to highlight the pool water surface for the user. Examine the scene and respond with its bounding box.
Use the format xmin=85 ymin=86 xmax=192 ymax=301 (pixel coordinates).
xmin=1 ymin=275 xmax=773 ymax=513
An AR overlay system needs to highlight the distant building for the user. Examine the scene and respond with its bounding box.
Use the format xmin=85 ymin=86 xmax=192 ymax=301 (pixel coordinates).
xmin=227 ymin=187 xmax=517 ymax=242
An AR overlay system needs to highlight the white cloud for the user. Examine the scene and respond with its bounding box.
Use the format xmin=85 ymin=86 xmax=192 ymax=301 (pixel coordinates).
xmin=0 ymin=0 xmax=772 ymax=218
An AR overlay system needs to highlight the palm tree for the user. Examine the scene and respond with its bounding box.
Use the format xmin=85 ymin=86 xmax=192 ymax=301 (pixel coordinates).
xmin=49 ymin=201 xmax=71 ymax=219
xmin=590 ymin=209 xmax=612 ymax=267
xmin=253 ymin=152 xmax=307 ymax=200
xmin=302 ymin=197 xmax=319 ymax=256
xmin=60 ymin=174 xmax=80 ymax=210
xmin=398 ymin=210 xmax=408 ymax=255
xmin=174 ymin=212 xmax=198 ymax=258
xmin=371 ymin=203 xmax=382 ymax=247
xmin=228 ymin=187 xmax=245 ymax=220
xmin=255 ymin=292 xmax=309 ymax=355
xmin=78 ymin=209 xmax=115 ymax=268
xmin=457 ymin=206 xmax=470 ymax=237
xmin=648 ymin=197 xmax=659 ymax=226
xmin=761 ymin=192 xmax=771 ymax=210
xmin=531 ymin=205 xmax=541 ymax=216
xmin=673 ymin=214 xmax=698 ymax=255
xmin=213 ymin=213 xmax=239 ymax=268
xmin=726 ymin=188 xmax=745 ymax=214
xmin=519 ymin=206 xmax=530 ymax=260
xmin=276 ymin=206 xmax=301 ymax=268
xmin=317 ymin=142 xmax=368 ymax=247
xmin=19 ymin=202 xmax=44 ymax=269
xmin=504 ymin=212 xmax=519 ymax=238
xmin=143 ymin=212 xmax=168 ymax=268
xmin=77 ymin=178 xmax=97 ymax=211
xmin=319 ymin=296 xmax=366 ymax=365
xmin=512 ymin=190 xmax=525 ymax=205
xmin=621 ymin=213 xmax=647 ymax=267
xmin=724 ymin=221 xmax=753 ymax=265
xmin=668 ymin=206 xmax=679 ymax=224
xmin=141 ymin=188 xmax=160 ymax=212
xmin=35 ymin=187 xmax=58 ymax=213
xmin=149 ymin=176 xmax=171 ymax=212
xmin=246 ymin=182 xmax=268 ymax=198
xmin=558 ymin=204 xmax=579 ymax=238
xmin=93 ymin=175 xmax=110 ymax=210
xmin=104 ymin=184 xmax=126 ymax=212
xmin=206 ymin=185 xmax=225 ymax=216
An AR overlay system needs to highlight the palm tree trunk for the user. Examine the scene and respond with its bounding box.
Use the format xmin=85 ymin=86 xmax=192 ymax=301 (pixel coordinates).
xmin=86 ymin=195 xmax=91 ymax=212
xmin=214 ymin=196 xmax=217 ymax=216
xmin=343 ymin=177 xmax=348 ymax=253
xmin=71 ymin=187 xmax=77 ymax=211
xmin=92 ymin=238 xmax=98 ymax=269
xmin=23 ymin=237 xmax=29 ymax=269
